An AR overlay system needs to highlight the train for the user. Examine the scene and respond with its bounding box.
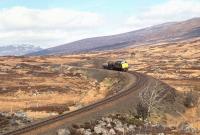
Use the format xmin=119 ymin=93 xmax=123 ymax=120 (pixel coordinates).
xmin=102 ymin=60 xmax=129 ymax=72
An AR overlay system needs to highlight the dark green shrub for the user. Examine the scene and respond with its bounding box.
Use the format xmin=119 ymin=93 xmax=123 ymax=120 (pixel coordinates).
xmin=136 ymin=102 xmax=149 ymax=120
xmin=184 ymin=91 xmax=199 ymax=108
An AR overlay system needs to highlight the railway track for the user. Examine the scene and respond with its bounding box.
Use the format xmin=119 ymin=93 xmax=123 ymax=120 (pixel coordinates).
xmin=3 ymin=71 xmax=149 ymax=135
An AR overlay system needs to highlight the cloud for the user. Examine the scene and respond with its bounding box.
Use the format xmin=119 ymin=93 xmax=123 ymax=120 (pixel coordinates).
xmin=1 ymin=1 xmax=200 ymax=48
xmin=0 ymin=30 xmax=103 ymax=48
xmin=0 ymin=7 xmax=105 ymax=47
xmin=126 ymin=0 xmax=200 ymax=30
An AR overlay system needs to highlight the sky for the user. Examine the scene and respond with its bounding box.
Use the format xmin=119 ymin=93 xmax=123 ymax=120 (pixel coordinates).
xmin=0 ymin=0 xmax=200 ymax=48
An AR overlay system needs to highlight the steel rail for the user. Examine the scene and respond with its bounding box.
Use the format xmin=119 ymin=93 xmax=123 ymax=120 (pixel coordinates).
xmin=3 ymin=71 xmax=148 ymax=135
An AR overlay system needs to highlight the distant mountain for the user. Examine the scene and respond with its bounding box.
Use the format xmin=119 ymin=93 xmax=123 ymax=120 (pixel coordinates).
xmin=0 ymin=45 xmax=42 ymax=56
xmin=28 ymin=17 xmax=200 ymax=56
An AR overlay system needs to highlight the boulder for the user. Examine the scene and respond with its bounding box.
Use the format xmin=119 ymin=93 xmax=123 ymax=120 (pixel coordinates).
xmin=94 ymin=126 xmax=107 ymax=134
xmin=109 ymin=128 xmax=116 ymax=135
xmin=84 ymin=129 xmax=92 ymax=135
xmin=57 ymin=128 xmax=70 ymax=135
xmin=178 ymin=122 xmax=195 ymax=133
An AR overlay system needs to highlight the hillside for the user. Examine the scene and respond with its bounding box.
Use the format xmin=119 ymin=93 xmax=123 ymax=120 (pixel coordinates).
xmin=35 ymin=38 xmax=199 ymax=129
xmin=0 ymin=38 xmax=199 ymax=134
xmin=28 ymin=17 xmax=200 ymax=56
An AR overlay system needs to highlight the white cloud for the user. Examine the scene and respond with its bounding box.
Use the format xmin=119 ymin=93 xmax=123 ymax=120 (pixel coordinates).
xmin=1 ymin=1 xmax=200 ymax=48
xmin=0 ymin=7 xmax=105 ymax=48
xmin=0 ymin=30 xmax=103 ymax=48
xmin=126 ymin=0 xmax=200 ymax=30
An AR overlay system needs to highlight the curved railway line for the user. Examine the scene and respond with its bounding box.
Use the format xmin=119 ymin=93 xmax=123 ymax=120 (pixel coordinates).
xmin=3 ymin=70 xmax=151 ymax=135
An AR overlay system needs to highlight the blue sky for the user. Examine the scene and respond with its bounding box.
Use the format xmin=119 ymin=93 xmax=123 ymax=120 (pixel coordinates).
xmin=0 ymin=0 xmax=165 ymax=20
xmin=0 ymin=0 xmax=164 ymax=12
xmin=0 ymin=0 xmax=199 ymax=48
